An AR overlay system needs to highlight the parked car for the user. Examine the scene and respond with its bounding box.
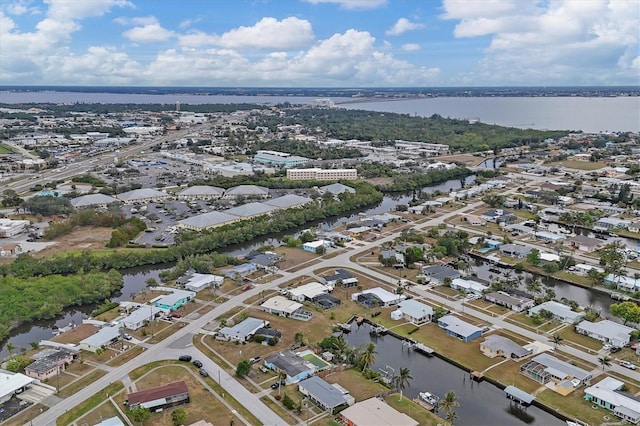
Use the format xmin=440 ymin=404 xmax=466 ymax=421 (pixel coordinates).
xmin=192 ymin=360 xmax=203 ymax=368
xmin=171 ymin=312 xmax=182 ymax=318
xmin=242 ymin=285 xmax=251 ymax=291
xmin=178 ymin=355 xmax=192 ymax=362
xmin=620 ymin=360 xmax=636 ymax=370
xmin=603 ymin=344 xmax=612 ymax=351
xmin=249 ymin=356 xmax=261 ymax=364
xmin=123 ymin=333 xmax=132 ymax=340
xmin=259 ymin=366 xmax=269 ymax=373
xmin=199 ymin=368 xmax=209 ymax=377
xmin=610 ymin=346 xmax=622 ymax=353
xmin=270 ymin=382 xmax=280 ymax=389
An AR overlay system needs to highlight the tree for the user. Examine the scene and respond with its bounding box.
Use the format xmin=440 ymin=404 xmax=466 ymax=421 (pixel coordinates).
xmin=395 ymin=367 xmax=413 ymax=401
xmin=598 ymin=356 xmax=611 ymax=371
xmin=587 ymin=268 xmax=606 ymax=287
xmin=610 ymin=301 xmax=640 ymax=325
xmin=526 ymin=249 xmax=541 ymax=266
xmin=552 ymin=334 xmax=564 ymax=350
xmin=294 ymin=332 xmax=305 ymax=346
xmin=445 ymin=410 xmax=459 ymax=426
xmin=236 ymin=360 xmax=251 ymax=377
xmin=129 ymin=406 xmax=151 ymax=425
xmin=599 ymin=241 xmax=627 ymax=281
xmin=171 ymin=408 xmax=187 ymax=426
xmin=145 ymin=277 xmax=158 ymax=287
xmin=526 ymin=278 xmax=542 ymax=297
xmin=404 ymin=246 xmax=424 ymax=266
xmin=1 ymin=189 xmax=23 ymax=207
xmin=359 ymin=342 xmax=377 ymax=372
xmin=439 ymin=390 xmax=460 ymax=415
xmin=5 ymin=342 xmax=15 ymax=357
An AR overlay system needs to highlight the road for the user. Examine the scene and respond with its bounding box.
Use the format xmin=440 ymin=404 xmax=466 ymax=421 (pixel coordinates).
xmin=7 ymin=125 xmax=207 ymax=195
xmin=29 ymin=176 xmax=638 ymax=426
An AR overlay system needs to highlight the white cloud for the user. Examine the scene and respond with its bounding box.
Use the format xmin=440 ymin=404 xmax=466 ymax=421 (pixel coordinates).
xmin=214 ymin=17 xmax=314 ymax=50
xmin=4 ymin=0 xmax=40 ymax=16
xmin=386 ymin=18 xmax=424 ymax=36
xmin=123 ymin=23 xmax=174 ymax=43
xmin=441 ymin=0 xmax=640 ymax=85
xmin=303 ymin=0 xmax=387 ymax=9
xmin=114 ymin=15 xmax=159 ymax=26
xmin=179 ymin=17 xmax=201 ymax=29
xmin=401 ymin=43 xmax=420 ymax=51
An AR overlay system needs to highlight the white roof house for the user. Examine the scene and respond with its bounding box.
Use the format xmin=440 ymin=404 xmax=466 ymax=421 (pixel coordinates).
xmin=585 ymin=377 xmax=640 ymax=424
xmin=183 ymin=273 xmax=224 ymax=292
xmin=287 ymin=282 xmax=330 ymax=302
xmin=122 ymin=306 xmax=164 ymax=331
xmin=79 ymin=326 xmax=121 ymax=352
xmin=450 ymin=278 xmax=489 ymax=295
xmin=575 ymin=320 xmax=636 ymax=347
xmin=261 ymin=296 xmax=304 ymax=317
xmin=353 ymin=287 xmax=406 ymax=307
xmin=395 ymin=299 xmax=433 ymax=325
xmin=0 ymin=370 xmax=35 ymax=403
xmin=216 ymin=317 xmax=269 ymax=342
xmin=528 ymin=301 xmax=585 ymax=323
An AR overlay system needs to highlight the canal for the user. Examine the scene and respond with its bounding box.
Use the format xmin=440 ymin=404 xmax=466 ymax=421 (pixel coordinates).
xmin=344 ymin=324 xmax=565 ymax=426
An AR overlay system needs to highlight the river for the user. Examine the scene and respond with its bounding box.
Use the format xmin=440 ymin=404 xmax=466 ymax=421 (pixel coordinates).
xmin=1 ymin=91 xmax=638 ymax=133
xmin=343 ymin=324 xmax=564 ymax=426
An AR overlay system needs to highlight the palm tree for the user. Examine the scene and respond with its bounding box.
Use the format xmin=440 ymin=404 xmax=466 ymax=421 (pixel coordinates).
xmin=526 ymin=278 xmax=542 ymax=297
xmin=5 ymin=342 xmax=15 ymax=357
xmin=359 ymin=343 xmax=377 ymax=372
xmin=439 ymin=390 xmax=460 ymax=414
xmin=598 ymin=356 xmax=611 ymax=371
xmin=278 ymin=370 xmax=286 ymax=395
xmin=552 ymin=334 xmax=564 ymax=350
xmin=445 ymin=410 xmax=459 ymax=425
xmin=395 ymin=367 xmax=413 ymax=401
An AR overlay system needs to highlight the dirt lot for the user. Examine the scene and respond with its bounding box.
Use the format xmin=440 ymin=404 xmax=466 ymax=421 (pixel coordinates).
xmin=33 ymin=226 xmax=114 ymax=257
xmin=51 ymin=324 xmax=98 ymax=344
xmin=274 ymin=247 xmax=322 ymax=271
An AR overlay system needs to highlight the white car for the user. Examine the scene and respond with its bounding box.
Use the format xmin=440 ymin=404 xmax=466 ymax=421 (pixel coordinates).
xmin=620 ymin=361 xmax=637 ymax=370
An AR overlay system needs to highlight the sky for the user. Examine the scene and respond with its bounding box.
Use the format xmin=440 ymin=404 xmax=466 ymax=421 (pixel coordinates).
xmin=0 ymin=0 xmax=639 ymax=87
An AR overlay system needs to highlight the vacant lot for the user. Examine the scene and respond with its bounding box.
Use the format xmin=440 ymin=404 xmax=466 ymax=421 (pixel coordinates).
xmin=552 ymin=160 xmax=606 ymax=170
xmin=33 ymin=227 xmax=114 ymax=257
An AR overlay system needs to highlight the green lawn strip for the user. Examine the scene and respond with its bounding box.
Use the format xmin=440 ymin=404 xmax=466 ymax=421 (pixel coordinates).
xmin=56 ymin=382 xmax=123 ymax=426
xmin=57 ymin=369 xmax=106 ymax=397
xmin=199 ymin=375 xmax=262 ymax=425
xmin=384 ymin=394 xmax=443 ymax=426
xmin=259 ymin=395 xmax=298 ymax=425
xmin=129 ymin=360 xmax=177 ymax=380
xmin=557 ymin=328 xmax=603 ymax=351
xmin=483 ymin=361 xmax=541 ymax=394
xmin=193 ymin=334 xmax=235 ymax=370
xmin=536 ymin=388 xmax=609 ymax=426
xmin=0 ymin=143 xmax=13 ymax=154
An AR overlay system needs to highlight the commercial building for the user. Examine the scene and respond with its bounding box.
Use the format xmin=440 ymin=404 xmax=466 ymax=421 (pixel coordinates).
xmin=254 ymin=150 xmax=309 ymax=167
xmin=127 ymin=381 xmax=190 ymax=411
xmin=70 ymin=193 xmax=119 ymax=209
xmin=575 ymin=320 xmax=635 ymax=348
xmin=177 ymin=211 xmax=240 ymax=231
xmin=319 ymin=183 xmax=355 ymax=195
xmin=177 ymin=185 xmax=224 ymax=200
xmin=223 ymin=185 xmax=270 ymax=199
xmin=286 ymin=168 xmax=357 ymax=181
xmin=0 ymin=219 xmax=29 ymax=237
xmin=116 ymin=188 xmax=168 ymax=204
xmin=226 ymin=202 xmax=278 ymax=219
xmin=263 ymin=194 xmax=313 ymax=209
xmin=340 ymin=397 xmax=419 ymax=426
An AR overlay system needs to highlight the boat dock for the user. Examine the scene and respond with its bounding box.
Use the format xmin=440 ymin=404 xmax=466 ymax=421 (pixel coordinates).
xmin=414 ymin=397 xmax=436 ymax=411
xmin=414 ymin=343 xmax=435 ymax=355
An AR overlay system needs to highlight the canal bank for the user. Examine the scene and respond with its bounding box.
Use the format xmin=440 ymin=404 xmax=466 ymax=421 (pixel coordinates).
xmin=343 ymin=320 xmax=565 ymax=426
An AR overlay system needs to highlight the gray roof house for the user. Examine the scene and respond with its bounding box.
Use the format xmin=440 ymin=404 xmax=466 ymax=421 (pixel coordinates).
xmin=520 ymin=353 xmax=592 ymax=386
xmin=395 ymin=299 xmax=433 ymax=325
xmin=485 ymin=291 xmax=535 ymax=313
xmin=298 ymin=376 xmax=353 ymax=414
xmin=215 ymin=317 xmax=269 ymax=342
xmin=264 ymin=351 xmax=316 ymax=384
xmin=500 ymin=244 xmax=532 ymax=258
xmin=528 ymin=301 xmax=585 ymax=324
xmin=421 ymin=265 xmax=461 ymax=285
xmin=480 ymin=335 xmax=532 ymax=359
xmin=575 ymin=320 xmax=635 ymax=348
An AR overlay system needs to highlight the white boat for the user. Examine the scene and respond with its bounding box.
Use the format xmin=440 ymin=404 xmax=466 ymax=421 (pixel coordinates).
xmin=419 ymin=391 xmax=439 ymax=406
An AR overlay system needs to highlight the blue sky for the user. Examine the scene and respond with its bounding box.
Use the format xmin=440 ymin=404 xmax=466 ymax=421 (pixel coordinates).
xmin=1 ymin=0 xmax=638 ymax=86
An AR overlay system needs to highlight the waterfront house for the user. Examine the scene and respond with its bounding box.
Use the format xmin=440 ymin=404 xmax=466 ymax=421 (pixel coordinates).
xmin=421 ymin=265 xmax=461 ymax=285
xmin=450 ymin=278 xmax=489 ymax=295
xmin=520 ymin=353 xmax=592 ymax=389
xmin=298 ymin=376 xmax=353 ymax=414
xmin=499 ymin=244 xmax=532 ymax=259
xmin=485 ymin=291 xmax=534 ymax=312
xmin=584 ymin=377 xmax=640 ymax=424
xmin=25 ymin=348 xmax=76 ymax=380
xmin=302 ymin=240 xmax=332 ymax=253
xmin=573 ymin=263 xmax=604 ymax=276
xmin=180 ymin=272 xmax=224 ymax=292
xmin=480 ymin=335 xmax=532 ymax=359
xmin=604 ymin=273 xmax=640 ymax=291
xmin=393 ymin=299 xmax=434 ymax=325
xmin=340 ymin=397 xmax=419 ymax=426
xmin=260 ymin=296 xmax=312 ymax=320
xmin=593 ymin=217 xmax=631 ymax=231
xmin=127 ymin=381 xmax=189 ymax=412
xmin=79 ymin=326 xmax=121 ymax=352
xmin=264 ymin=351 xmax=316 ymax=384
xmin=437 ymin=314 xmax=484 ymax=342
xmin=216 ymin=317 xmax=269 ymax=342
xmin=353 ymin=287 xmax=406 ymax=308
xmin=575 ymin=320 xmax=635 ymax=348
xmin=0 ymin=244 xmax=22 ymax=256
xmin=151 ymin=289 xmax=195 ymax=312
xmin=528 ymin=301 xmax=585 ymax=324
xmin=628 ymin=222 xmax=640 ymax=233
xmin=563 ymin=235 xmax=605 ymax=253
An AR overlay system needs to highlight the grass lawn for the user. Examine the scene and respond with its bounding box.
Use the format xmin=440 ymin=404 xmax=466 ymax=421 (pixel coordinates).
xmin=107 ymin=345 xmax=145 ymax=366
xmin=323 ymin=369 xmax=388 ymax=401
xmin=58 ymin=369 xmax=106 ymax=397
xmin=0 ymin=143 xmax=14 ymax=154
xmin=131 ymin=365 xmax=246 ymax=426
xmin=484 ymin=360 xmax=541 ymax=394
xmin=259 ymin=396 xmax=299 ymax=425
xmin=57 ymin=382 xmax=123 ymax=426
xmin=4 ymin=404 xmax=48 ymax=426
xmin=558 ymin=328 xmax=603 ymax=351
xmin=384 ymin=394 xmax=442 ymax=426
xmin=75 ymin=401 xmax=122 ymax=426
xmin=552 ymin=160 xmax=606 ymax=171
xmin=505 ymin=312 xmax=540 ymax=331
xmin=536 ymin=388 xmax=610 ymax=425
